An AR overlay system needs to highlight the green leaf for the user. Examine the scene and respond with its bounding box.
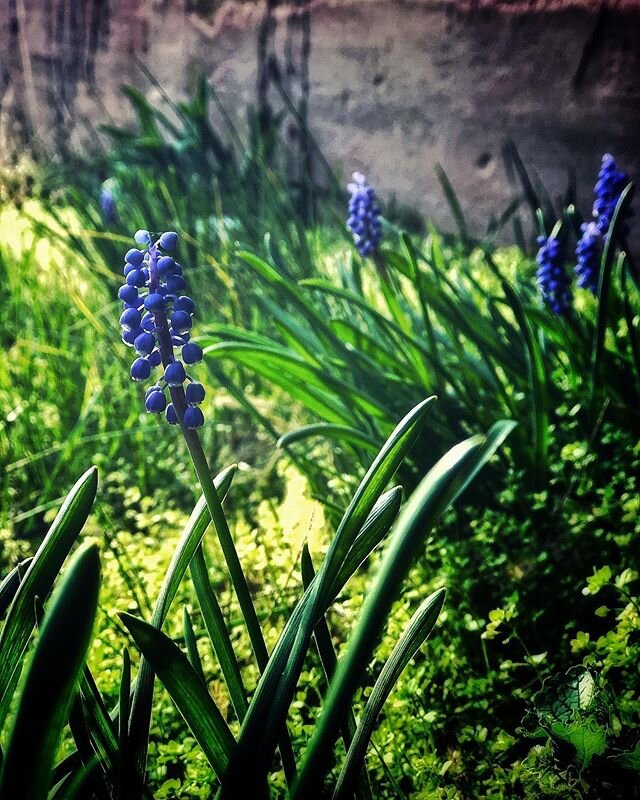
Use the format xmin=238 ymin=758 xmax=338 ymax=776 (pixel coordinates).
xmin=190 ymin=545 xmax=248 ymax=721
xmin=591 ymin=183 xmax=635 ymax=413
xmin=128 ymin=464 xmax=236 ymax=788
xmin=119 ymin=613 xmax=235 ymax=781
xmin=550 ymin=719 xmax=607 ymax=770
xmin=435 ymin=164 xmax=469 ymax=246
xmin=294 ymin=421 xmax=513 ymax=796
xmin=0 ymin=543 xmax=101 ymax=799
xmin=501 ymin=282 xmax=548 ymax=485
xmin=301 ymin=546 xmax=373 ymax=800
xmin=277 ymin=424 xmax=380 ymax=453
xmin=223 ymin=399 xmax=435 ymax=794
xmin=333 ymin=589 xmax=445 ymax=798
xmin=182 ymin=607 xmax=206 ymax=685
xmin=0 ymin=467 xmax=98 ymax=730
xmin=117 ymin=650 xmax=131 ymax=800
xmin=0 ymin=558 xmax=32 ymax=621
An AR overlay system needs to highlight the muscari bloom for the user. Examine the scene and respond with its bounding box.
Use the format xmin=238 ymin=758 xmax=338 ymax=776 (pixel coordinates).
xmin=536 ymin=235 xmax=572 ymax=315
xmin=575 ymin=221 xmax=602 ymax=294
xmin=118 ymin=230 xmax=205 ymax=428
xmin=574 ymin=154 xmax=632 ymax=294
xmin=347 ymin=172 xmax=382 ymax=257
xmin=593 ymin=153 xmax=631 ymax=235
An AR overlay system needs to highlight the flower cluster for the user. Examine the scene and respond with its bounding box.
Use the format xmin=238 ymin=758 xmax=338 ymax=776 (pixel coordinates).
xmin=347 ymin=172 xmax=382 ymax=257
xmin=536 ymin=235 xmax=572 ymax=315
xmin=593 ymin=153 xmax=631 ymax=234
xmin=575 ymin=221 xmax=602 ymax=294
xmin=118 ymin=230 xmax=205 ymax=428
xmin=574 ymin=154 xmax=632 ymax=294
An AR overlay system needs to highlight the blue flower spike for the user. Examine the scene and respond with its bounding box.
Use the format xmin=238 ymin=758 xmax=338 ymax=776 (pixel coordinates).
xmin=536 ymin=235 xmax=572 ymax=315
xmin=117 ymin=230 xmax=205 ymax=427
xmin=575 ymin=221 xmax=602 ymax=295
xmin=347 ymin=171 xmax=383 ymax=257
xmin=574 ymin=154 xmax=632 ymax=294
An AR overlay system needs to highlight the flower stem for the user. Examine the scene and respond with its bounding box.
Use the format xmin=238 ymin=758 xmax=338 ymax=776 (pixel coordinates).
xmin=182 ymin=427 xmax=269 ymax=668
xmin=182 ymin=428 xmax=298 ymax=787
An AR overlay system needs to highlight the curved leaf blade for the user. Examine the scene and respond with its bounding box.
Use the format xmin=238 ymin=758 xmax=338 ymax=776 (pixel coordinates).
xmin=0 ymin=466 xmax=98 ymax=729
xmin=0 ymin=543 xmax=101 ymax=799
xmin=120 ymin=613 xmax=235 ymax=781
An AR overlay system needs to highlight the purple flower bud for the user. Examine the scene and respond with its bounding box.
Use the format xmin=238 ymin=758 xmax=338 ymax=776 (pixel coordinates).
xmin=145 ymin=389 xmax=167 ymax=413
xmin=183 ymin=406 xmax=204 ymax=429
xmin=125 ymin=248 xmax=145 ymax=266
xmin=185 ymin=382 xmax=205 ymax=405
xmin=120 ymin=308 xmax=142 ymax=331
xmin=126 ymin=269 xmax=147 ymax=288
xmin=174 ymin=296 xmax=195 ymax=314
xmin=182 ymin=342 xmax=203 ymax=365
xmin=157 ymin=256 xmax=175 ymax=275
xmin=164 ymin=360 xmax=186 ymax=386
xmin=118 ymin=285 xmax=139 ymax=305
xmin=144 ymin=293 xmax=166 ymax=312
xmin=131 ymin=358 xmax=152 ymax=382
xmin=134 ymin=332 xmax=156 ymax=356
xmin=148 ymin=349 xmax=162 ymax=367
xmin=166 ymin=403 xmax=179 ymax=424
xmin=135 ymin=230 xmax=151 ymax=245
xmin=171 ymin=310 xmax=192 ymax=333
xmin=159 ymin=231 xmax=178 ymax=251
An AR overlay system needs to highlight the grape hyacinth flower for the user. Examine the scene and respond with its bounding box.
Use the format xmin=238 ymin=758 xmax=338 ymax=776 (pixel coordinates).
xmin=592 ymin=153 xmax=631 ymax=235
xmin=347 ymin=172 xmax=382 ymax=257
xmin=575 ymin=221 xmax=602 ymax=294
xmin=117 ymin=230 xmax=206 ymax=428
xmin=574 ymin=154 xmax=632 ymax=294
xmin=536 ymin=235 xmax=572 ymax=315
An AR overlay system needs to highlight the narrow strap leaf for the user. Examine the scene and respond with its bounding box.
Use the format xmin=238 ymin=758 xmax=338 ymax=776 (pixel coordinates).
xmin=222 ymin=399 xmax=434 ymax=795
xmin=128 ymin=464 xmax=236 ymax=786
xmin=0 ymin=543 xmax=101 ymax=799
xmin=301 ymin=546 xmax=373 ymax=800
xmin=332 ymin=589 xmax=445 ymax=799
xmin=0 ymin=466 xmax=98 ymax=730
xmin=183 ymin=607 xmax=206 ymax=684
xmin=294 ymin=422 xmax=513 ymax=796
xmin=190 ymin=545 xmax=248 ymax=719
xmin=120 ymin=613 xmax=235 ymax=781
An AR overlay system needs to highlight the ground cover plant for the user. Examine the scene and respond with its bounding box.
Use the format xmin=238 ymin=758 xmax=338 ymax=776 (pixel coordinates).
xmin=0 ymin=78 xmax=639 ymax=798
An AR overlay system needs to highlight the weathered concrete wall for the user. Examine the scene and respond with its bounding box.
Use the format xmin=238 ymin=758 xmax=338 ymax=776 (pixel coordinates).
xmin=1 ymin=0 xmax=639 ymax=235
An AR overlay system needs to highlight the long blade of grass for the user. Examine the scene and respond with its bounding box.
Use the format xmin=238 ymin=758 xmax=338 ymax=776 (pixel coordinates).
xmin=277 ymin=424 xmax=380 ymax=453
xmin=591 ymin=183 xmax=635 ymax=414
xmin=0 ymin=559 xmax=32 ymax=620
xmin=183 ymin=607 xmax=206 ymax=684
xmin=293 ymin=422 xmax=512 ymax=796
xmin=301 ymin=546 xmax=373 ymax=800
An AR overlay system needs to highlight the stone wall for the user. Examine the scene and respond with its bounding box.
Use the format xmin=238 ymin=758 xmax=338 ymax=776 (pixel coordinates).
xmin=1 ymin=0 xmax=640 ymax=235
